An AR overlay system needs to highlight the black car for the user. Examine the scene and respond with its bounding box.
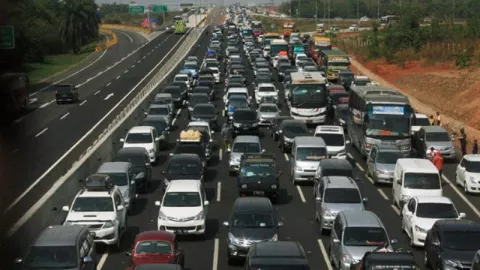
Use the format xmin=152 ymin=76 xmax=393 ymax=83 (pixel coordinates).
xmin=245 ymin=241 xmax=310 ymax=270
xmin=327 ymin=85 xmax=348 ymax=115
xmin=339 ymin=69 xmax=355 ymax=90
xmin=223 ymin=197 xmax=284 ymax=264
xmin=133 ymin=264 xmax=182 ymax=270
xmin=231 ymin=108 xmax=258 ymax=136
xmin=114 ymin=147 xmax=152 ymax=193
xmin=55 ymin=84 xmax=79 ymax=104
xmin=141 ymin=116 xmax=169 ymax=149
xmin=197 ymin=80 xmax=215 ymax=98
xmin=170 ymin=81 xmax=188 ymax=98
xmin=228 ymin=64 xmax=246 ymax=77
xmin=191 ymin=104 xmax=218 ymax=129
xmin=164 ymin=85 xmax=183 ymax=108
xmin=237 ymin=153 xmax=281 ymax=201
xmin=253 ymin=75 xmax=272 ymax=87
xmin=173 ymin=142 xmax=208 ymax=167
xmin=269 ymin=116 xmax=293 ymax=140
xmin=277 ymin=63 xmax=293 ymax=81
xmin=187 ymin=93 xmax=210 ymax=118
xmin=351 ymin=251 xmax=418 ymax=270
xmin=278 ymin=120 xmax=309 ymax=152
xmin=334 ymin=104 xmax=349 ymax=128
xmin=225 ymin=82 xmax=245 ymax=92
xmin=192 ymin=86 xmax=213 ymax=100
xmin=425 ymin=220 xmax=480 ymax=270
xmin=162 ymin=154 xmax=204 ymax=190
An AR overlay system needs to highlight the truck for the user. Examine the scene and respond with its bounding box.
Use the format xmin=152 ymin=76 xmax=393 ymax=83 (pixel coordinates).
xmin=173 ymin=15 xmax=186 ymax=34
xmin=318 ymin=49 xmax=350 ymax=81
xmin=283 ymin=22 xmax=295 ymax=38
xmin=310 ymin=36 xmax=332 ymax=63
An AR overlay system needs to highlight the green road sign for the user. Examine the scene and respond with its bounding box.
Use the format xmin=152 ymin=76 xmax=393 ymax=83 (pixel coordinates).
xmin=129 ymin=5 xmax=145 ymax=14
xmin=0 ymin=26 xmax=15 ymax=49
xmin=152 ymin=5 xmax=168 ymax=13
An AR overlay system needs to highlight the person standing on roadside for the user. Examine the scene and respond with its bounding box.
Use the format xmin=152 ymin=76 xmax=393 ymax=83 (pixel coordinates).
xmin=221 ymin=122 xmax=233 ymax=152
xmin=432 ymin=151 xmax=444 ymax=177
xmin=429 ymin=115 xmax=435 ymax=126
xmin=427 ymin=147 xmax=437 ymax=160
xmin=459 ymin=128 xmax=467 ymax=156
xmin=436 ymin=112 xmax=442 ymax=126
xmin=473 ymin=139 xmax=478 ymax=154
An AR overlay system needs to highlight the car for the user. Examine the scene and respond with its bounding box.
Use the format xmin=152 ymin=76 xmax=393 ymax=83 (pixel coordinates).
xmin=333 ymin=104 xmax=348 ymax=127
xmin=140 ymin=116 xmax=170 ymax=149
xmin=223 ymin=197 xmax=283 ymax=264
xmin=314 ymin=125 xmax=348 ymax=159
xmin=411 ymin=113 xmax=430 ymax=135
xmin=229 ymin=135 xmax=263 ymax=174
xmin=154 ymin=180 xmax=209 ymax=237
xmin=173 ymin=139 xmax=208 ymax=167
xmin=351 ymin=251 xmax=418 ymax=270
xmin=126 ymin=231 xmax=185 ymax=268
xmin=164 ymin=85 xmax=184 ymax=108
xmin=352 ymin=75 xmax=372 ymax=86
xmin=152 ymin=93 xmax=174 ymax=111
xmin=257 ymin=103 xmax=280 ymax=125
xmin=15 ymin=225 xmax=96 ymax=270
xmin=120 ymin=126 xmax=161 ymax=163
xmin=277 ymin=120 xmax=309 ymax=153
xmin=231 ymin=108 xmax=259 ymax=136
xmin=339 ymin=69 xmax=355 ymax=90
xmin=254 ymin=83 xmax=278 ymax=104
xmin=187 ymin=120 xmax=215 ymax=138
xmin=173 ymin=74 xmax=192 ymax=90
xmin=55 ymin=84 xmax=79 ymax=104
xmin=401 ymin=196 xmax=466 ymax=247
xmin=62 ymin=174 xmax=127 ymax=248
xmin=97 ymin=162 xmax=136 ymax=212
xmin=456 ymin=154 xmax=480 ymax=193
xmin=162 ymin=153 xmax=204 ymax=190
xmin=237 ymin=153 xmax=281 ymax=201
xmin=191 ymin=103 xmax=218 ymax=130
xmin=192 ymin=86 xmax=213 ymax=101
xmin=225 ymin=95 xmax=250 ymax=119
xmin=170 ymin=81 xmax=189 ymax=98
xmin=327 ymin=85 xmax=349 ymax=114
xmin=245 ymin=241 xmax=310 ymax=269
xmin=209 ymin=66 xmax=221 ymax=83
xmin=145 ymin=104 xmax=172 ymax=126
xmin=114 ymin=147 xmax=152 ymax=193
xmin=291 ymin=136 xmax=328 ymax=184
xmin=366 ymin=144 xmax=403 ymax=184
xmin=413 ymin=126 xmax=455 ymax=159
xmin=187 ymin=93 xmax=210 ymax=118
xmin=269 ymin=116 xmax=294 ymax=140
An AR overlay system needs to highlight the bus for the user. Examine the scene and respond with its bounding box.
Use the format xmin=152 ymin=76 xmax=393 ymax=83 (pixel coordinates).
xmin=283 ymin=22 xmax=295 ymax=38
xmin=347 ymin=86 xmax=412 ymax=157
xmin=287 ymin=72 xmax=328 ymax=124
xmin=380 ymin=15 xmax=399 ymax=28
xmin=0 ymin=73 xmax=29 ymax=118
xmin=263 ymin=32 xmax=282 ymax=46
xmin=310 ymin=36 xmax=332 ymax=62
xmin=270 ymin=39 xmax=289 ymax=66
xmin=173 ymin=15 xmax=186 ymax=34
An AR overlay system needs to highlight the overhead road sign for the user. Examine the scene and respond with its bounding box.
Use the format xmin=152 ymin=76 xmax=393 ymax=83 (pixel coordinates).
xmin=129 ymin=5 xmax=145 ymax=14
xmin=0 ymin=26 xmax=15 ymax=49
xmin=152 ymin=5 xmax=168 ymax=13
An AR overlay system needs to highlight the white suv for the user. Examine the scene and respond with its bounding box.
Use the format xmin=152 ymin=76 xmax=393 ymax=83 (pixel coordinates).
xmin=313 ymin=125 xmax=349 ymax=159
xmin=155 ymin=180 xmax=209 ymax=237
xmin=120 ymin=126 xmax=160 ymax=163
xmin=62 ymin=174 xmax=127 ymax=248
xmin=255 ymin=83 xmax=278 ymax=103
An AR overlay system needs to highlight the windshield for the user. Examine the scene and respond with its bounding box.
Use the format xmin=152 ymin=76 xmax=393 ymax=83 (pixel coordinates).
xmin=330 ymin=91 xmax=348 ymax=103
xmin=366 ymin=105 xmax=411 ymax=137
xmin=148 ymin=107 xmax=169 ymax=115
xmin=135 ymin=241 xmax=172 ymax=255
xmin=71 ymin=197 xmax=114 ymax=212
xmin=291 ymin=85 xmax=327 ymax=107
xmin=104 ymin=172 xmax=129 ymax=186
xmin=414 ymin=117 xmax=430 ymax=126
xmin=142 ymin=120 xmax=167 ymax=132
xmin=163 ymin=192 xmax=201 ymax=207
xmin=165 ymin=88 xmax=181 ymax=97
xmin=56 ymin=86 xmax=72 ymax=93
xmin=153 ymin=97 xmax=172 ymax=105
xmin=284 ymin=124 xmax=308 ymax=134
xmin=232 ymin=212 xmax=274 ymax=228
xmin=296 ymin=147 xmax=327 ymax=161
xmin=376 ymin=151 xmax=403 ymax=164
xmin=259 ymin=105 xmax=279 ymax=113
xmin=355 ymin=79 xmax=371 ymax=86
xmin=193 ymin=106 xmax=215 ymax=115
xmin=240 ymin=162 xmax=276 ymax=177
xmin=176 ymin=145 xmax=204 ymax=158
xmin=340 ymin=74 xmax=354 ymax=81
xmin=25 ymin=246 xmax=77 ymax=269
xmin=315 ymin=133 xmax=344 ymax=146
xmin=234 ymin=111 xmax=257 ymax=121
xmin=191 ymin=95 xmax=209 ymax=104
xmin=344 ymin=227 xmax=388 ymax=246
xmin=115 ymin=155 xmax=144 ymax=166
xmin=324 ymin=188 xmax=361 ymax=203
xmin=167 ymin=161 xmax=201 ymax=175
xmin=416 ymin=203 xmax=458 ymax=219
xmin=259 ymin=86 xmax=275 ymax=92
xmin=466 ymin=160 xmax=480 ymax=173
xmin=426 ymin=132 xmax=449 ymax=142
xmin=229 ymin=99 xmax=248 ymax=108
xmin=126 ymin=133 xmax=152 ymax=143
xmin=183 ymin=65 xmax=197 ymax=70
xmin=443 ymin=232 xmax=480 ymax=251
xmin=233 ymin=142 xmax=261 ymax=153
xmin=404 ymin=173 xmax=440 ymax=189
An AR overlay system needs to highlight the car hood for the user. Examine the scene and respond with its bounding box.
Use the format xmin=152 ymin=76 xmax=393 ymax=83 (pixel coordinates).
xmin=118 ymin=186 xmax=130 ymax=198
xmin=124 ymin=143 xmax=154 ymax=151
xmin=443 ymin=249 xmax=477 ymax=265
xmin=132 ymin=254 xmax=176 ymax=266
xmin=258 ymin=112 xmax=279 ymax=118
xmin=322 ymin=203 xmax=364 ymax=214
xmin=231 ymin=227 xmax=277 ymax=240
xmin=345 ymin=245 xmax=391 ymax=261
xmin=161 ymin=206 xmax=203 ymax=219
xmin=65 ymin=211 xmax=116 ymax=222
xmin=427 ymin=141 xmax=453 ymax=150
xmin=283 ymin=130 xmax=307 ymax=139
xmin=415 ymin=217 xmax=443 ymax=232
xmin=376 ymin=163 xmax=396 ymax=174
xmin=256 ymin=91 xmax=277 ymax=97
xmin=230 ymin=152 xmax=244 ymax=163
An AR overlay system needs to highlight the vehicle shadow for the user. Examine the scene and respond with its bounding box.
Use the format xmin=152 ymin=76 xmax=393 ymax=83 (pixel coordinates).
xmin=275 ymin=189 xmax=293 ymax=205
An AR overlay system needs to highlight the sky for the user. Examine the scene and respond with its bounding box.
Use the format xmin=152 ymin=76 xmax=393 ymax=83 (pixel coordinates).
xmin=95 ymin=0 xmax=276 ymax=6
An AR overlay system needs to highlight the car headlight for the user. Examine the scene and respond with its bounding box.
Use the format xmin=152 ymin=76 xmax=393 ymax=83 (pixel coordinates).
xmin=470 ymin=176 xmax=477 ymax=183
xmin=252 ymin=123 xmax=258 ymax=127
xmin=271 ymin=233 xmax=278 ymax=241
xmin=233 ymin=123 xmax=241 ymax=127
xmin=241 ymin=184 xmax=248 ymax=189
xmin=342 ymin=254 xmax=356 ymax=264
xmin=376 ymin=169 xmax=388 ymax=175
xmin=415 ymin=225 xmax=426 ymax=233
xmin=399 ymin=145 xmax=410 ymax=151
xmin=271 ymin=184 xmax=277 ymax=189
xmin=401 ymin=195 xmax=410 ymax=202
xmin=195 ymin=211 xmax=204 ymax=220
xmin=444 ymin=260 xmax=461 ymax=268
xmin=149 ymin=149 xmax=154 ymax=153
xmin=159 ymin=211 xmax=167 ymax=220
xmin=103 ymin=221 xmax=115 ymax=229
xmin=284 ymin=137 xmax=293 ymax=143
xmin=323 ymin=210 xmax=336 ymax=217
xmin=294 ymin=166 xmax=302 ymax=172
xmin=228 ymin=232 xmax=240 ymax=244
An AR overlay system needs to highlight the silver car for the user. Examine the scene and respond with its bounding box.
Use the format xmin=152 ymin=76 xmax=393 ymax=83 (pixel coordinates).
xmin=314 ymin=176 xmax=367 ymax=233
xmin=146 ymin=104 xmax=172 ymax=126
xmin=329 ymin=210 xmax=397 ymax=270
xmin=152 ymin=93 xmax=174 ymax=112
xmin=366 ymin=144 xmax=403 ymax=184
xmin=415 ymin=126 xmax=455 ymax=159
xmin=229 ymin=136 xmax=262 ymax=175
xmin=257 ymin=103 xmax=279 ymax=126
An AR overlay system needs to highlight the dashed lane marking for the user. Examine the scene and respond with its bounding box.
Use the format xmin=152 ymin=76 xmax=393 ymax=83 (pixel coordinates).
xmin=442 ymin=175 xmax=480 ymax=217
xmin=219 ymin=149 xmax=222 ymax=161
xmin=377 ymin=189 xmax=389 ymax=200
xmin=131 ymin=64 xmax=136 ymax=68
xmin=34 ymin=128 xmax=48 ymax=138
xmin=217 ymin=182 xmax=222 ymax=202
xmin=212 ymin=238 xmax=219 ymax=270
xmin=104 ymin=93 xmax=114 ymax=101
xmin=116 ymin=75 xmax=121 ymax=80
xmin=391 ymin=205 xmax=401 ymax=215
xmin=97 ymin=252 xmax=108 ymax=270
xmin=137 ymin=60 xmax=141 ymax=63
xmin=79 ymin=100 xmax=87 ymax=106
xmin=94 ymin=90 xmax=101 ymax=95
xmin=124 ymin=70 xmax=128 ymax=73
xmin=39 ymin=103 xmax=50 ymax=109
xmin=355 ymin=163 xmax=364 ymax=171
xmin=284 ymin=153 xmax=289 ymax=161
xmin=296 ymin=186 xmax=306 ymax=203
xmin=317 ymin=239 xmax=333 ymax=270
xmin=347 ymin=152 xmax=354 ymax=159
xmin=366 ymin=175 xmax=374 ymax=184
xmin=60 ymin=113 xmax=70 ymax=120
xmin=29 ymin=98 xmax=38 ymax=104
xmin=106 ymin=82 xmax=111 ymax=87
xmin=172 ymin=109 xmax=182 ymax=125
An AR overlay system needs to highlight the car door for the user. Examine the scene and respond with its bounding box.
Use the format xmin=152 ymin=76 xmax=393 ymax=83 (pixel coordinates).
xmin=393 ymin=172 xmax=403 ymax=205
xmin=429 ymin=227 xmax=442 ymax=267
xmin=201 ymin=184 xmax=209 ymax=217
xmin=367 ymin=147 xmax=377 ymax=176
xmin=456 ymin=157 xmax=467 ymax=185
xmin=330 ymin=216 xmax=343 ymax=268
xmin=315 ymin=180 xmax=325 ymax=217
xmin=114 ymin=193 xmax=126 ymax=229
xmin=152 ymin=129 xmax=159 ymax=154
xmin=128 ymin=166 xmax=136 ymax=197
xmin=402 ymin=198 xmax=416 ymax=234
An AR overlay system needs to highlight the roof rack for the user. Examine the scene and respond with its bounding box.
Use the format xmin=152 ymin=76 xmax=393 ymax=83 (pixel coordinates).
xmin=242 ymin=153 xmax=275 ymax=161
xmin=82 ymin=174 xmax=115 ymax=193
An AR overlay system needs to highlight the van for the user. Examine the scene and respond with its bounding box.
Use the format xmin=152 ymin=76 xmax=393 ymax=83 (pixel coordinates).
xmin=97 ymin=162 xmax=136 ymax=212
xmin=393 ymin=158 xmax=442 ymax=209
xmin=291 ymin=136 xmax=328 ymax=185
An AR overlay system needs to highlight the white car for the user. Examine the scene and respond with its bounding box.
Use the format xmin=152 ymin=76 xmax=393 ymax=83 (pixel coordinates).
xmin=63 ymin=175 xmax=127 ymax=248
xmin=174 ymin=74 xmax=192 ymax=90
xmin=188 ymin=121 xmax=214 ymax=137
xmin=155 ymin=180 xmax=209 ymax=236
xmin=295 ymin=53 xmax=309 ymax=66
xmin=255 ymin=83 xmax=278 ymax=103
xmin=411 ymin=113 xmax=430 ymax=135
xmin=120 ymin=126 xmax=160 ymax=163
xmin=209 ymin=67 xmax=221 ymax=83
xmin=263 ymin=45 xmax=270 ymax=58
xmin=348 ymin=24 xmax=359 ymax=31
xmin=401 ymin=196 xmax=465 ymax=247
xmin=456 ymin=154 xmax=480 ymax=194
xmin=313 ymin=125 xmax=349 ymax=159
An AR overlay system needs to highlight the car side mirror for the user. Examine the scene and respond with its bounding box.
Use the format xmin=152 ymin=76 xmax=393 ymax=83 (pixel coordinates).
xmin=155 ymin=201 xmax=161 ymax=206
xmin=333 ymin=239 xmax=340 ymax=243
xmin=145 ymin=162 xmax=151 ymax=167
xmin=277 ymin=221 xmax=284 ymax=227
xmin=82 ymin=256 xmax=93 ymax=264
xmin=204 ymin=201 xmax=210 ymax=206
xmin=459 ymin=212 xmax=466 ymax=219
xmin=125 ymin=251 xmax=132 ymax=256
xmin=155 ymin=137 xmax=160 ymax=142
xmin=315 ymin=196 xmax=322 ymax=202
xmin=62 ymin=205 xmax=70 ymax=212
xmin=391 ymin=239 xmax=398 ymax=244
xmin=346 ymin=140 xmax=351 ymax=144
xmin=211 ymin=131 xmax=214 ymax=134
xmin=144 ymin=112 xmax=148 ymax=116
xmin=169 ymin=153 xmax=174 ymax=156
xmin=362 ymin=197 xmax=369 ymax=202
xmin=130 ymin=180 xmax=135 ymax=185
xmin=119 ymin=138 xmax=125 ymax=142
xmin=261 ymin=149 xmax=266 ymax=153
xmin=117 ymin=205 xmax=125 ymax=211
xmin=161 ymin=170 xmax=166 ymax=175
xmin=14 ymin=258 xmax=22 ymax=264
xmin=223 ymin=221 xmax=230 ymax=227
xmin=432 ymin=241 xmax=440 ymax=246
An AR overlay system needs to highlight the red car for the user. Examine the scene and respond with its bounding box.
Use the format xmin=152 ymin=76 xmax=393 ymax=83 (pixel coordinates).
xmin=126 ymin=231 xmax=185 ymax=269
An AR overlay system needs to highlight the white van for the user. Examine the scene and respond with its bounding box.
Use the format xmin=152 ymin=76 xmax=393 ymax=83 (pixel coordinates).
xmin=313 ymin=125 xmax=349 ymax=159
xmin=393 ymin=158 xmax=442 ymax=210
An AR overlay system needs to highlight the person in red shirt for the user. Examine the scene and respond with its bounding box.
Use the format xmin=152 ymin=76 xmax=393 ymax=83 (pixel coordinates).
xmin=432 ymin=151 xmax=444 ymax=177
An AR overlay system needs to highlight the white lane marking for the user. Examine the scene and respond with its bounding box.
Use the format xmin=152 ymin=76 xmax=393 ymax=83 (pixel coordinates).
xmin=391 ymin=205 xmax=401 ymax=215
xmin=79 ymin=100 xmax=87 ymax=106
xmin=377 ymin=189 xmax=389 ymax=200
xmin=4 ymin=29 xmax=186 ymax=220
xmin=60 ymin=112 xmax=70 ymax=120
xmin=355 ymin=163 xmax=365 ymax=171
xmin=212 ymin=238 xmax=219 ymax=270
xmin=347 ymin=152 xmax=354 ymax=159
xmin=147 ymin=52 xmax=151 ymax=56
xmin=296 ymin=186 xmax=306 ymax=203
xmin=117 ymin=31 xmax=133 ymax=43
xmin=366 ymin=175 xmax=374 ymax=184
xmin=34 ymin=128 xmax=48 ymax=138
xmin=442 ymin=175 xmax=480 ymax=217
xmin=39 ymin=102 xmax=50 ymax=109
xmin=29 ymin=98 xmax=38 ymax=104
xmin=97 ymin=71 xmax=103 ymax=76
xmin=217 ymin=182 xmax=222 ymax=202
xmin=124 ymin=70 xmax=128 ymax=74
xmin=317 ymin=239 xmax=333 ymax=270
xmin=137 ymin=60 xmax=141 ymax=63
xmin=106 ymin=82 xmax=111 ymax=87
xmin=131 ymin=64 xmax=136 ymax=68
xmin=94 ymin=90 xmax=101 ymax=95
xmin=142 ymin=56 xmax=146 ymax=59
xmin=284 ymin=153 xmax=289 ymax=161
xmin=97 ymin=252 xmax=109 ymax=270
xmin=219 ymin=149 xmax=223 ymax=161
xmin=104 ymin=93 xmax=114 ymax=100
xmin=116 ymin=75 xmax=121 ymax=80
xmin=29 ymin=38 xmax=109 ymax=96
xmin=172 ymin=109 xmax=182 ymax=125
xmin=222 ymin=110 xmax=225 ymax=116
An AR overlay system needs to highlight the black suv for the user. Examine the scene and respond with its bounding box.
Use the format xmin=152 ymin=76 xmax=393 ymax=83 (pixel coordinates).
xmin=223 ymin=197 xmax=284 ymax=264
xmin=277 ymin=120 xmax=309 ymax=153
xmin=187 ymin=93 xmax=210 ymax=119
xmin=55 ymin=84 xmax=79 ymax=104
xmin=164 ymin=85 xmax=183 ymax=108
xmin=244 ymin=241 xmax=310 ymax=270
xmin=231 ymin=108 xmax=259 ymax=136
xmin=162 ymin=154 xmax=204 ymax=191
xmin=173 ymin=141 xmax=208 ymax=167
xmin=351 ymin=250 xmax=418 ymax=270
xmin=237 ymin=154 xmax=281 ymax=202
xmin=114 ymin=147 xmax=152 ymax=193
xmin=191 ymin=104 xmax=218 ymax=130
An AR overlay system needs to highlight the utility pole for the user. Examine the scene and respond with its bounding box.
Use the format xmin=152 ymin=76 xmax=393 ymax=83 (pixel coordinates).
xmin=297 ymin=0 xmax=300 ymax=18
xmin=323 ymin=0 xmax=326 ymax=22
xmin=453 ymin=0 xmax=455 ymax=22
xmin=357 ymin=0 xmax=359 ymax=22
xmin=377 ymin=0 xmax=380 ymax=19
xmin=315 ymin=0 xmax=318 ymax=26
xmin=328 ymin=0 xmax=330 ymax=28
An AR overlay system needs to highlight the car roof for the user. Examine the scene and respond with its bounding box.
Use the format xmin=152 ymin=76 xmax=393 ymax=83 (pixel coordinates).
xmin=170 ymin=153 xmax=201 ymax=161
xmin=319 ymin=159 xmax=352 ymax=170
xmin=193 ymin=103 xmax=214 ymax=108
xmin=253 ymin=241 xmax=305 ymax=258
xmin=294 ymin=136 xmax=327 ymax=147
xmin=175 ymin=74 xmax=189 ymax=77
xmin=234 ymin=197 xmax=272 ymax=212
xmin=315 ymin=125 xmax=344 ymax=134
xmin=98 ymin=162 xmax=130 ymax=173
xmin=415 ymin=113 xmax=428 ymax=118
xmin=372 ymin=144 xmax=401 ymax=152
xmin=463 ymin=154 xmax=480 ymax=162
xmin=166 ymin=180 xmax=202 ymax=192
xmin=422 ymin=125 xmax=448 ymax=133
xmin=228 ymin=87 xmax=248 ymax=93
xmin=135 ymin=230 xmax=175 ymax=244
xmin=234 ymin=135 xmax=261 ymax=143
xmin=149 ymin=104 xmax=170 ymax=109
xmin=396 ymin=158 xmax=438 ymax=173
xmin=155 ymin=93 xmax=172 ymax=97
xmin=414 ymin=196 xmax=453 ymax=204
xmin=324 ymin=176 xmax=358 ymax=189
xmin=342 ymin=210 xmax=383 ymax=227
xmin=143 ymin=116 xmax=167 ymax=123
xmin=188 ymin=121 xmax=210 ymax=127
xmin=35 ymin=225 xmax=85 ymax=247
xmin=191 ymin=93 xmax=209 ymax=97
xmin=436 ymin=219 xmax=480 ymax=232
xmin=258 ymin=83 xmax=275 ymax=87
xmin=129 ymin=126 xmax=154 ymax=133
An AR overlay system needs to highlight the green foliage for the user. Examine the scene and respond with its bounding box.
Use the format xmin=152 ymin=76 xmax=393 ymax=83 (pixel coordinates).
xmin=455 ymin=50 xmax=472 ymax=69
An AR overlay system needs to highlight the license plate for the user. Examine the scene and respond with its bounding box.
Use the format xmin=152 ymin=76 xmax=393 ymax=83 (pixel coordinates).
xmin=174 ymin=229 xmax=186 ymax=234
xmin=253 ymin=190 xmax=265 ymax=196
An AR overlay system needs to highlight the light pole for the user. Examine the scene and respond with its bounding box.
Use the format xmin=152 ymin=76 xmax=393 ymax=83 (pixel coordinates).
xmin=297 ymin=0 xmax=300 ymax=18
xmin=328 ymin=0 xmax=330 ymax=28
xmin=377 ymin=0 xmax=380 ymax=19
xmin=357 ymin=0 xmax=359 ymax=22
xmin=315 ymin=0 xmax=318 ymax=25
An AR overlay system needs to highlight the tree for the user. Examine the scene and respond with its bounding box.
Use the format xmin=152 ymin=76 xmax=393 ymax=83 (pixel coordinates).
xmin=58 ymin=0 xmax=100 ymax=54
